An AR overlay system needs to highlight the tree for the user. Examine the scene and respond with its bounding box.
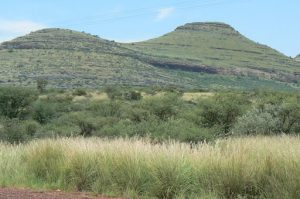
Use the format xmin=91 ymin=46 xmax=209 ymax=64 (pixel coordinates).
xmin=199 ymin=93 xmax=250 ymax=135
xmin=278 ymin=99 xmax=300 ymax=133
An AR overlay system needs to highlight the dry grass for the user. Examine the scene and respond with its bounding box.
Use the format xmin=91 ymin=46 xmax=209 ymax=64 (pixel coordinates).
xmin=1 ymin=136 xmax=300 ymax=198
xmin=182 ymin=92 xmax=214 ymax=102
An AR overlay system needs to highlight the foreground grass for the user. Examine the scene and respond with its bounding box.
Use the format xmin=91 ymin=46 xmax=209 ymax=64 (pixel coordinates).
xmin=1 ymin=136 xmax=300 ymax=198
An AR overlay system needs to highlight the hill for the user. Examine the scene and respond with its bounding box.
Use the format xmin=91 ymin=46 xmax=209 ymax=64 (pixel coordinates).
xmin=0 ymin=29 xmax=190 ymax=88
xmin=0 ymin=23 xmax=299 ymax=91
xmin=296 ymin=54 xmax=300 ymax=61
xmin=125 ymin=22 xmax=300 ymax=83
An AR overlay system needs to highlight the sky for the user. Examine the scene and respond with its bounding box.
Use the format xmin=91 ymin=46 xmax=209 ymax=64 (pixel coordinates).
xmin=0 ymin=0 xmax=299 ymax=57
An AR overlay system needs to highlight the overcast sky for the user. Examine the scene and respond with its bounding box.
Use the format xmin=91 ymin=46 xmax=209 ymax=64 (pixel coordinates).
xmin=0 ymin=0 xmax=299 ymax=57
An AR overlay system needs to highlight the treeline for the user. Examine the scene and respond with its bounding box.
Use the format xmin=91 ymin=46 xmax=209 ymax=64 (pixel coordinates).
xmin=0 ymin=86 xmax=299 ymax=143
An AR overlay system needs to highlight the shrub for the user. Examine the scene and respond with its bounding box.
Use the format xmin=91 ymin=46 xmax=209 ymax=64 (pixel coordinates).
xmin=125 ymin=107 xmax=151 ymax=123
xmin=0 ymin=119 xmax=27 ymax=143
xmin=104 ymin=86 xmax=122 ymax=100
xmin=141 ymin=94 xmax=183 ymax=121
xmin=232 ymin=106 xmax=280 ymax=135
xmin=32 ymin=101 xmax=56 ymax=124
xmin=89 ymin=101 xmax=121 ymax=117
xmin=72 ymin=88 xmax=87 ymax=96
xmin=278 ymin=99 xmax=300 ymax=133
xmin=199 ymin=93 xmax=250 ymax=135
xmin=23 ymin=120 xmax=40 ymax=137
xmin=123 ymin=91 xmax=142 ymax=101
xmin=154 ymin=119 xmax=215 ymax=143
xmin=71 ymin=112 xmax=97 ymax=137
xmin=77 ymin=119 xmax=96 ymax=137
xmin=0 ymin=87 xmax=37 ymax=119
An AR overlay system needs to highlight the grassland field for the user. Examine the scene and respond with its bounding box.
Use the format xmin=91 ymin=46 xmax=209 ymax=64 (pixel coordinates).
xmin=1 ymin=136 xmax=300 ymax=199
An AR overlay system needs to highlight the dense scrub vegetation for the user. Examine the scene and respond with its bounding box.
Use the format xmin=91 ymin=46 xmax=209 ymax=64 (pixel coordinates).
xmin=2 ymin=137 xmax=300 ymax=199
xmin=0 ymin=86 xmax=299 ymax=143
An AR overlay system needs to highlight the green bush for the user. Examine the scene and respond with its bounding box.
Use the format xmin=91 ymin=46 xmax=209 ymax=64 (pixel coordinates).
xmin=199 ymin=93 xmax=250 ymax=135
xmin=70 ymin=112 xmax=98 ymax=137
xmin=233 ymin=100 xmax=300 ymax=136
xmin=232 ymin=105 xmax=281 ymax=135
xmin=23 ymin=120 xmax=40 ymax=137
xmin=141 ymin=94 xmax=183 ymax=121
xmin=77 ymin=119 xmax=96 ymax=137
xmin=0 ymin=87 xmax=37 ymax=119
xmin=32 ymin=101 xmax=56 ymax=124
xmin=0 ymin=119 xmax=27 ymax=143
xmin=89 ymin=101 xmax=121 ymax=117
xmin=124 ymin=107 xmax=151 ymax=123
xmin=72 ymin=88 xmax=87 ymax=96
xmin=123 ymin=91 xmax=142 ymax=101
xmin=152 ymin=119 xmax=215 ymax=143
xmin=104 ymin=86 xmax=122 ymax=100
xmin=278 ymin=99 xmax=300 ymax=133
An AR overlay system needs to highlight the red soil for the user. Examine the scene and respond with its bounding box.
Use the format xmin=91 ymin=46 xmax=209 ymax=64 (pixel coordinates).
xmin=0 ymin=188 xmax=124 ymax=199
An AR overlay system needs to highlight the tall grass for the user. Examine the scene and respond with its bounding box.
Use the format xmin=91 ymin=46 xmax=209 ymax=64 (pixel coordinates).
xmin=1 ymin=136 xmax=300 ymax=198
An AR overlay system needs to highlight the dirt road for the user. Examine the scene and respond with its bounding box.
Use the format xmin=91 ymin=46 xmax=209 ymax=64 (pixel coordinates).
xmin=0 ymin=188 xmax=124 ymax=199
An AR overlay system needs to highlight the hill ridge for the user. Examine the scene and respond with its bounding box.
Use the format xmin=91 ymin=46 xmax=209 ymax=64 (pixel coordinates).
xmin=124 ymin=22 xmax=300 ymax=83
xmin=175 ymin=22 xmax=239 ymax=34
xmin=0 ymin=22 xmax=299 ymax=90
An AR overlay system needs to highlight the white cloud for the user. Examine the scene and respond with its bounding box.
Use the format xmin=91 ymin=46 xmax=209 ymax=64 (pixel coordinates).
xmin=0 ymin=19 xmax=46 ymax=34
xmin=116 ymin=38 xmax=148 ymax=43
xmin=156 ymin=7 xmax=175 ymax=21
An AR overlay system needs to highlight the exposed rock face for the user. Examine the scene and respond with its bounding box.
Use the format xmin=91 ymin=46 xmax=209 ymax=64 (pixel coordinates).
xmin=175 ymin=22 xmax=240 ymax=35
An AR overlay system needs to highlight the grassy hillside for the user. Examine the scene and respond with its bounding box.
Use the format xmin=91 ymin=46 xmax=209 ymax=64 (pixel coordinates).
xmin=0 ymin=28 xmax=127 ymax=53
xmin=296 ymin=54 xmax=300 ymax=61
xmin=0 ymin=25 xmax=299 ymax=91
xmin=0 ymin=29 xmax=193 ymax=88
xmin=126 ymin=22 xmax=300 ymax=83
xmin=0 ymin=48 xmax=193 ymax=88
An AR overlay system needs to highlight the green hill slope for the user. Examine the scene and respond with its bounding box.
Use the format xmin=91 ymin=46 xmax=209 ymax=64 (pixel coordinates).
xmin=0 ymin=24 xmax=299 ymax=91
xmin=125 ymin=22 xmax=300 ymax=83
xmin=0 ymin=29 xmax=188 ymax=88
xmin=0 ymin=28 xmax=127 ymax=53
xmin=296 ymin=54 xmax=300 ymax=62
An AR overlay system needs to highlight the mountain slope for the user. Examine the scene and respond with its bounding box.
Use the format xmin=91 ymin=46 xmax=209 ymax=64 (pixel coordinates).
xmin=125 ymin=22 xmax=300 ymax=82
xmin=0 ymin=28 xmax=134 ymax=55
xmin=0 ymin=29 xmax=190 ymax=88
xmin=0 ymin=24 xmax=299 ymax=91
xmin=296 ymin=54 xmax=300 ymax=62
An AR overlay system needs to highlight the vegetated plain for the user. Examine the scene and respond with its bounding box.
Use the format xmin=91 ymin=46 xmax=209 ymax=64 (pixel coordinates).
xmin=0 ymin=87 xmax=299 ymax=143
xmin=0 ymin=22 xmax=300 ymax=199
xmin=0 ymin=86 xmax=299 ymax=199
